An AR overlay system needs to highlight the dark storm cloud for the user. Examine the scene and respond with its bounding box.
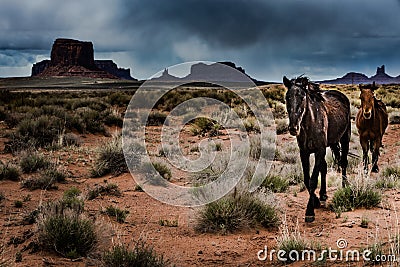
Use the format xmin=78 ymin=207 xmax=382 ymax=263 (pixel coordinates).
xmin=1 ymin=0 xmax=400 ymax=80
xmin=115 ymin=0 xmax=400 ymax=79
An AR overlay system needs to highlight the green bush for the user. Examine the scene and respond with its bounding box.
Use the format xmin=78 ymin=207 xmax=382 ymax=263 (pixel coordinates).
xmin=383 ymin=165 xmax=400 ymax=179
xmin=16 ymin=115 xmax=64 ymax=147
xmin=104 ymin=112 xmax=124 ymax=127
xmin=42 ymin=168 xmax=66 ymax=183
xmin=87 ymin=183 xmax=121 ymax=200
xmin=190 ymin=117 xmax=218 ymax=136
xmin=103 ymin=243 xmax=170 ymax=267
xmin=276 ymin=230 xmax=309 ymax=264
xmin=21 ymin=167 xmax=65 ymax=190
xmin=275 ymin=119 xmax=289 ymax=135
xmin=152 ymin=162 xmax=172 ymax=180
xmin=195 ymin=192 xmax=279 ymax=234
xmin=74 ymin=107 xmax=106 ymax=134
xmin=21 ymin=175 xmax=56 ymax=190
xmin=146 ymin=111 xmax=167 ymax=126
xmin=330 ymin=182 xmax=381 ymax=212
xmin=61 ymin=133 xmax=82 ymax=147
xmin=0 ymin=162 xmax=20 ymax=181
xmin=63 ymin=187 xmax=82 ymax=199
xmin=107 ymin=92 xmax=131 ymax=106
xmin=20 ymin=152 xmax=51 ymax=173
xmin=91 ymin=136 xmax=127 ymax=177
xmin=104 ymin=206 xmax=129 ymax=223
xmin=38 ymin=214 xmax=96 ymax=259
xmin=262 ymin=174 xmax=289 ymax=193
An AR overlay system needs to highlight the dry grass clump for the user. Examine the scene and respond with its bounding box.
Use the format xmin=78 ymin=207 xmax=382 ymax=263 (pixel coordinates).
xmin=195 ymin=189 xmax=280 ymax=234
xmin=91 ymin=135 xmax=127 ymax=177
xmin=103 ymin=242 xmax=170 ymax=267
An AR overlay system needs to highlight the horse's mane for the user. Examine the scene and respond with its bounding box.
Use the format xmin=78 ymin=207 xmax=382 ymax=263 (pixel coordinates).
xmin=294 ymin=76 xmax=324 ymax=102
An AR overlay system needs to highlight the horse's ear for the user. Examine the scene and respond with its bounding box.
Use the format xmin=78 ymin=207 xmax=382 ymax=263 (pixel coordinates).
xmin=283 ymin=76 xmax=291 ymax=88
xmin=372 ymin=81 xmax=378 ymax=91
xmin=301 ymin=78 xmax=308 ymax=88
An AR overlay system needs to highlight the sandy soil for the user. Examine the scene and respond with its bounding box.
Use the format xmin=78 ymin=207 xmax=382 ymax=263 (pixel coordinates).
xmin=0 ymin=121 xmax=399 ymax=267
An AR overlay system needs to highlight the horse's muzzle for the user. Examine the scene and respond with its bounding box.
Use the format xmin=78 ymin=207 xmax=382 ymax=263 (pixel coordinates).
xmin=363 ymin=110 xmax=371 ymax=119
xmin=289 ymin=126 xmax=300 ymax=136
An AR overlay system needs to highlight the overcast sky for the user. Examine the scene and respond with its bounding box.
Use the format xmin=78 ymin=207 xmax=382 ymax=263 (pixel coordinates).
xmin=1 ymin=0 xmax=400 ymax=81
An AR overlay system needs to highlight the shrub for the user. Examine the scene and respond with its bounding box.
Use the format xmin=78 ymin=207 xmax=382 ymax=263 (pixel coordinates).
xmin=389 ymin=112 xmax=400 ymax=124
xmin=21 ymin=175 xmax=57 ymax=190
xmin=72 ymin=107 xmax=106 ymax=134
xmin=14 ymin=200 xmax=23 ymax=208
xmin=38 ymin=214 xmax=96 ymax=259
xmin=262 ymin=174 xmax=289 ymax=193
xmin=243 ymin=117 xmax=260 ymax=133
xmin=104 ymin=112 xmax=124 ymax=127
xmin=272 ymin=102 xmax=287 ymax=119
xmin=103 ymin=243 xmax=170 ymax=267
xmin=107 ymin=92 xmax=131 ymax=106
xmin=152 ymin=162 xmax=172 ymax=180
xmin=0 ymin=162 xmax=20 ymax=181
xmin=261 ymin=86 xmax=286 ymax=103
xmin=16 ymin=115 xmax=64 ymax=147
xmin=276 ymin=222 xmax=309 ymax=264
xmin=190 ymin=117 xmax=219 ymax=136
xmin=146 ymin=112 xmax=167 ymax=126
xmin=21 ymin=167 xmax=65 ymax=190
xmin=0 ymin=107 xmax=7 ymax=121
xmin=104 ymin=206 xmax=129 ymax=223
xmin=375 ymin=174 xmax=398 ymax=189
xmin=275 ymin=149 xmax=298 ymax=164
xmin=195 ymin=191 xmax=279 ymax=234
xmin=61 ymin=132 xmax=82 ymax=147
xmin=275 ymin=119 xmax=288 ymax=135
xmin=383 ymin=165 xmax=400 ymax=179
xmin=87 ymin=183 xmax=121 ymax=200
xmin=63 ymin=187 xmax=81 ymax=199
xmin=91 ymin=136 xmax=127 ymax=177
xmin=42 ymin=167 xmax=66 ymax=183
xmin=330 ymin=181 xmax=381 ymax=212
xmin=19 ymin=152 xmax=51 ymax=173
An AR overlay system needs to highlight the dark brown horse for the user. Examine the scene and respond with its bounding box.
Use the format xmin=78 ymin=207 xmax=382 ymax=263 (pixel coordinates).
xmin=356 ymin=82 xmax=388 ymax=173
xmin=283 ymin=76 xmax=351 ymax=223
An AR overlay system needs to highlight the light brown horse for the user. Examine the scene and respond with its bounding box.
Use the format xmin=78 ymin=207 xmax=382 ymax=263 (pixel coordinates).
xmin=356 ymin=82 xmax=388 ymax=173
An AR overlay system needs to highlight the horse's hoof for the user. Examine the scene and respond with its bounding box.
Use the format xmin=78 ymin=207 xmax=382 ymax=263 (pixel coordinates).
xmin=314 ymin=198 xmax=321 ymax=208
xmin=320 ymin=201 xmax=327 ymax=208
xmin=371 ymin=166 xmax=379 ymax=173
xmin=320 ymin=195 xmax=328 ymax=201
xmin=305 ymin=216 xmax=315 ymax=223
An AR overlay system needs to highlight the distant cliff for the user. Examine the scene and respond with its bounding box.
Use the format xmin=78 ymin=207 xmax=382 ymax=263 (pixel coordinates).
xmin=152 ymin=61 xmax=266 ymax=85
xmin=32 ymin=38 xmax=136 ymax=80
xmin=321 ymin=65 xmax=400 ymax=84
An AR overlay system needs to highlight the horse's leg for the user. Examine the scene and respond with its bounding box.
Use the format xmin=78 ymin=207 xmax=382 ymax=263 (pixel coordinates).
xmin=340 ymin=130 xmax=350 ymax=187
xmin=305 ymin=150 xmax=325 ymax=223
xmin=300 ymin=150 xmax=310 ymax=193
xmin=319 ymin=152 xmax=328 ymax=206
xmin=371 ymin=138 xmax=381 ymax=173
xmin=330 ymin=143 xmax=341 ymax=173
xmin=360 ymin=136 xmax=369 ymax=175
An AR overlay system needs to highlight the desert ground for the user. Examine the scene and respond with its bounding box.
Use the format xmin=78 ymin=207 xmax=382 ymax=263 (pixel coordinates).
xmin=0 ymin=77 xmax=399 ymax=266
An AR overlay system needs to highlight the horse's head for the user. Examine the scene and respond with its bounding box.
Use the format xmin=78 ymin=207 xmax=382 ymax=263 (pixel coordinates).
xmin=283 ymin=76 xmax=308 ymax=136
xmin=359 ymin=82 xmax=377 ymax=120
